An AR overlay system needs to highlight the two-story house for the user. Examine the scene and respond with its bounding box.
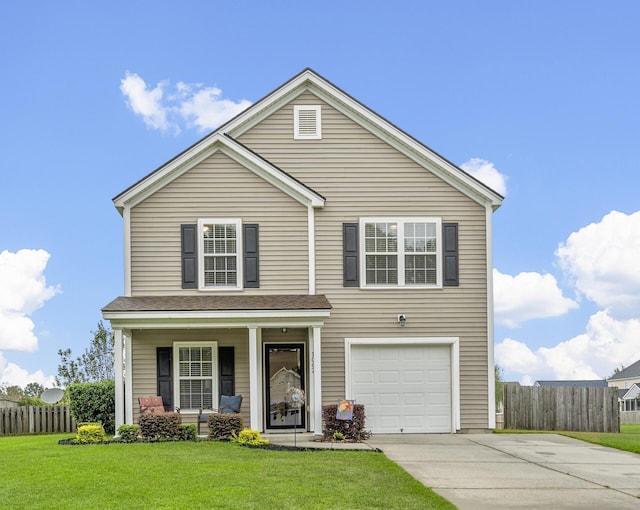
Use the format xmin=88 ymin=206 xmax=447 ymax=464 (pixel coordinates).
xmin=102 ymin=69 xmax=503 ymax=435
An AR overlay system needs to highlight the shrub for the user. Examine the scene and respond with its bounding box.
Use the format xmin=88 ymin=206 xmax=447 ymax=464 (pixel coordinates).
xmin=18 ymin=396 xmax=47 ymax=406
xmin=76 ymin=423 xmax=107 ymax=444
xmin=68 ymin=381 xmax=116 ymax=434
xmin=138 ymin=412 xmax=181 ymax=440
xmin=322 ymin=404 xmax=371 ymax=442
xmin=179 ymin=423 xmax=197 ymax=441
xmin=117 ymin=424 xmax=140 ymax=443
xmin=231 ymin=429 xmax=269 ymax=446
xmin=208 ymin=413 xmax=243 ymax=441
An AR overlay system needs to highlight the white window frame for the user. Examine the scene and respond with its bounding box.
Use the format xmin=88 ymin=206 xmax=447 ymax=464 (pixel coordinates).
xmin=173 ymin=341 xmax=218 ymax=414
xmin=359 ymin=217 xmax=442 ymax=288
xmin=294 ymin=105 xmax=322 ymax=140
xmin=197 ymin=218 xmax=243 ymax=291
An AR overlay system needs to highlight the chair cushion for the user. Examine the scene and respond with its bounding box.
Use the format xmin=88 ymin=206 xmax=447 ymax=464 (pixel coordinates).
xmin=219 ymin=394 xmax=242 ymax=414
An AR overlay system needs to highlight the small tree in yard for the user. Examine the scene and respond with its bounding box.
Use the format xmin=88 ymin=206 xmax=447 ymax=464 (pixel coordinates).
xmin=56 ymin=321 xmax=115 ymax=387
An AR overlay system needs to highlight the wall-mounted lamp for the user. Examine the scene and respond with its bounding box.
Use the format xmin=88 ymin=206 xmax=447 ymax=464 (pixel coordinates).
xmin=281 ymin=327 xmax=288 ymax=334
xmin=397 ymin=314 xmax=407 ymax=327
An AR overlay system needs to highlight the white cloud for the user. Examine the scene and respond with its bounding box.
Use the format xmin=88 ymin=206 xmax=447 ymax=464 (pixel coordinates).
xmin=556 ymin=210 xmax=640 ymax=318
xmin=460 ymin=158 xmax=508 ymax=196
xmin=493 ymin=268 xmax=578 ymax=327
xmin=120 ymin=72 xmax=169 ymax=131
xmin=121 ymin=72 xmax=251 ymax=133
xmin=0 ymin=352 xmax=56 ymax=389
xmin=496 ymin=310 xmax=640 ymax=383
xmin=178 ymin=83 xmax=252 ymax=131
xmin=0 ymin=249 xmax=60 ymax=351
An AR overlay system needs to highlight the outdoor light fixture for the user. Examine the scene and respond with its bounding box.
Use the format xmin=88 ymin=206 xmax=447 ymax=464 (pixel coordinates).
xmin=397 ymin=314 xmax=407 ymax=327
xmin=281 ymin=327 xmax=288 ymax=334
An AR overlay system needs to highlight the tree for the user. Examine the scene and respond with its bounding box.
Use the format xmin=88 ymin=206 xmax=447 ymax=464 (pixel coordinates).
xmin=55 ymin=321 xmax=115 ymax=388
xmin=24 ymin=382 xmax=45 ymax=398
xmin=1 ymin=385 xmax=24 ymax=401
xmin=495 ymin=365 xmax=504 ymax=412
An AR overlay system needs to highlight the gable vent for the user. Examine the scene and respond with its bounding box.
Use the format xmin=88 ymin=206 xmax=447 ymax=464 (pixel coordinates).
xmin=294 ymin=105 xmax=321 ymax=139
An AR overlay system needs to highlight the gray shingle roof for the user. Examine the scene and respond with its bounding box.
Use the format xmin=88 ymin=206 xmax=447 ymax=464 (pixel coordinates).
xmin=608 ymin=359 xmax=640 ymax=381
xmin=102 ymin=294 xmax=332 ymax=313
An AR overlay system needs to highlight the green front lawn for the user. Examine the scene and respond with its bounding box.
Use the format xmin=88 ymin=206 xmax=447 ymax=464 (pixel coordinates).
xmin=0 ymin=435 xmax=454 ymax=509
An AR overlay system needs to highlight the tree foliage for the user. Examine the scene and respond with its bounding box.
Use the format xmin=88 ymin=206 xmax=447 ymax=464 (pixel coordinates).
xmin=24 ymin=382 xmax=45 ymax=398
xmin=56 ymin=321 xmax=115 ymax=388
xmin=495 ymin=364 xmax=504 ymax=411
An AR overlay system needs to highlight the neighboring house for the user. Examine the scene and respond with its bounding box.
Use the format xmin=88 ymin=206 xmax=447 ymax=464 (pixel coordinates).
xmin=608 ymin=359 xmax=640 ymax=389
xmin=102 ymin=69 xmax=503 ymax=435
xmin=608 ymin=360 xmax=640 ymax=412
xmin=534 ymin=380 xmax=608 ymax=388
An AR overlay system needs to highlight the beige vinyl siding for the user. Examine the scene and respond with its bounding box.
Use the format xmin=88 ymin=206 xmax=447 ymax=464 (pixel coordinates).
xmin=239 ymin=92 xmax=491 ymax=429
xmin=130 ymin=151 xmax=309 ymax=295
xmin=130 ymin=328 xmax=250 ymax=426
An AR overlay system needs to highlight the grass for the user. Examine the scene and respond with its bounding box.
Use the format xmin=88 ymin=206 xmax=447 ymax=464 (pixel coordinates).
xmin=0 ymin=434 xmax=454 ymax=510
xmin=496 ymin=424 xmax=640 ymax=455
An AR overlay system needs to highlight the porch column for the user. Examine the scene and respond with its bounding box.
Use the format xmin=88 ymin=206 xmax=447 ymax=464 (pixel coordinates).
xmin=311 ymin=325 xmax=322 ymax=435
xmin=124 ymin=330 xmax=133 ymax=424
xmin=248 ymin=326 xmax=260 ymax=430
xmin=114 ymin=328 xmax=124 ymax=430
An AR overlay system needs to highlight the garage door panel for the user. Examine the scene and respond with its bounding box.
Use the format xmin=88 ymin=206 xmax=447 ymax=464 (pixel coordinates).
xmin=351 ymin=344 xmax=451 ymax=434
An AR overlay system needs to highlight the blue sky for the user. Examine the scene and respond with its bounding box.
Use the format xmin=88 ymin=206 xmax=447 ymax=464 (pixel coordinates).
xmin=2 ymin=1 xmax=640 ymax=388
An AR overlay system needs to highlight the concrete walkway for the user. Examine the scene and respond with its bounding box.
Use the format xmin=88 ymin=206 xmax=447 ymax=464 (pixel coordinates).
xmin=266 ymin=432 xmax=640 ymax=509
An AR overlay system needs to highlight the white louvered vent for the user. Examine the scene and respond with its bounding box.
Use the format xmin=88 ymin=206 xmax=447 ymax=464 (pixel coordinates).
xmin=294 ymin=105 xmax=321 ymax=139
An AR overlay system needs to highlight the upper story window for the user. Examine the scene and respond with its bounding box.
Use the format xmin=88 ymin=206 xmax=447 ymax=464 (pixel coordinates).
xmin=198 ymin=219 xmax=242 ymax=290
xmin=294 ymin=105 xmax=321 ymax=139
xmin=360 ymin=217 xmax=442 ymax=288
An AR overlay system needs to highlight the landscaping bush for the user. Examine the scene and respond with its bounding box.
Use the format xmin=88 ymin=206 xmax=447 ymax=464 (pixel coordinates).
xmin=117 ymin=424 xmax=140 ymax=443
xmin=68 ymin=380 xmax=116 ymax=434
xmin=179 ymin=423 xmax=197 ymax=441
xmin=208 ymin=413 xmax=243 ymax=441
xmin=76 ymin=423 xmax=107 ymax=444
xmin=18 ymin=396 xmax=48 ymax=406
xmin=322 ymin=404 xmax=371 ymax=442
xmin=138 ymin=412 xmax=181 ymax=440
xmin=231 ymin=429 xmax=269 ymax=446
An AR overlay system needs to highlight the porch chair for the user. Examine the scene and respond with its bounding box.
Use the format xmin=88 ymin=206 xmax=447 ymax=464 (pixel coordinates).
xmin=198 ymin=394 xmax=243 ymax=435
xmin=138 ymin=396 xmax=166 ymax=415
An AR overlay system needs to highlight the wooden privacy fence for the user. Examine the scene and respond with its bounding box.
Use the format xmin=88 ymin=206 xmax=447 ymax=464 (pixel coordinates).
xmin=503 ymin=384 xmax=619 ymax=432
xmin=0 ymin=406 xmax=76 ymax=435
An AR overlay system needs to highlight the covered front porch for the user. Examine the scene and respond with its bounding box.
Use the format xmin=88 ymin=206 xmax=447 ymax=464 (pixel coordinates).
xmin=102 ymin=295 xmax=332 ymax=434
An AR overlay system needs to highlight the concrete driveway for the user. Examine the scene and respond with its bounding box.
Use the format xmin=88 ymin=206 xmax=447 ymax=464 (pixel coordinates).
xmin=367 ymin=433 xmax=640 ymax=509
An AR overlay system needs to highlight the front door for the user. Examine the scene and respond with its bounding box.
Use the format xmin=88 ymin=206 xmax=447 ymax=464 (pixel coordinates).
xmin=265 ymin=344 xmax=305 ymax=429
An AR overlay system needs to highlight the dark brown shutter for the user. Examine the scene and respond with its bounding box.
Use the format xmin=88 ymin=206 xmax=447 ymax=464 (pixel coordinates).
xmin=181 ymin=224 xmax=198 ymax=289
xmin=443 ymin=223 xmax=459 ymax=286
xmin=343 ymin=223 xmax=359 ymax=287
xmin=219 ymin=347 xmax=235 ymax=397
xmin=156 ymin=347 xmax=173 ymax=411
xmin=243 ymin=224 xmax=259 ymax=288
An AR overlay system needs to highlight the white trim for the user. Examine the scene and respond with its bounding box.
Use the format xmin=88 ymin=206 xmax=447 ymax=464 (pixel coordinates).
xmin=311 ymin=326 xmax=322 ymax=434
xmin=124 ymin=330 xmax=133 ymax=424
xmin=344 ymin=337 xmax=460 ymax=432
xmin=197 ymin=218 xmax=243 ymax=291
xmin=123 ymin=206 xmax=131 ymax=297
xmin=103 ymin=309 xmax=330 ymax=323
xmin=359 ymin=217 xmax=442 ymax=289
xmin=294 ymin=105 xmax=322 ymax=139
xmin=173 ymin=341 xmax=218 ymax=413
xmin=308 ymin=206 xmax=315 ymax=294
xmin=248 ymin=327 xmax=260 ymax=430
xmin=114 ymin=329 xmax=124 ymax=430
xmin=486 ymin=204 xmax=496 ymax=428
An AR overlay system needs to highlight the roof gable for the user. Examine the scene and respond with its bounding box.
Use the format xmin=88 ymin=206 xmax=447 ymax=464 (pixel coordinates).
xmin=114 ymin=68 xmax=503 ymax=213
xmin=608 ymin=359 xmax=640 ymax=381
xmin=113 ymin=132 xmax=325 ymax=213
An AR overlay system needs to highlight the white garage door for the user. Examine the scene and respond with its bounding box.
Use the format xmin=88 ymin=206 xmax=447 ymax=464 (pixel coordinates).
xmin=350 ymin=344 xmax=452 ymax=433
